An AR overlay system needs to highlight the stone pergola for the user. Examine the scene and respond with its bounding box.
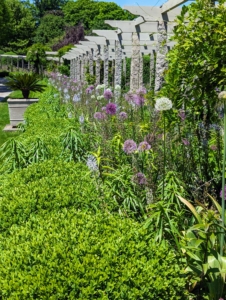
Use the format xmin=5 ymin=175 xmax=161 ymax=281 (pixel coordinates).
xmin=64 ymin=0 xmax=188 ymax=92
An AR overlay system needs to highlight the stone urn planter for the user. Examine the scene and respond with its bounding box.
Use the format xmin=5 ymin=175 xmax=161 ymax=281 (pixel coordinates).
xmin=7 ymin=98 xmax=39 ymax=127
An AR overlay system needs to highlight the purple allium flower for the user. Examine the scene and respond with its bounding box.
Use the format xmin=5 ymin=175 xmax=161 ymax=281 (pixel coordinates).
xmin=136 ymin=87 xmax=147 ymax=95
xmin=103 ymin=89 xmax=113 ymax=100
xmin=123 ymin=139 xmax=137 ymax=154
xmin=125 ymin=91 xmax=134 ymax=103
xmin=106 ymin=103 xmax=117 ymax=115
xmin=178 ymin=110 xmax=186 ymax=121
xmin=86 ymin=87 xmax=92 ymax=94
xmin=133 ymin=172 xmax=147 ymax=185
xmin=119 ymin=111 xmax=128 ymax=120
xmin=220 ymin=188 xmax=226 ymax=200
xmin=138 ymin=141 xmax=151 ymax=151
xmin=101 ymin=106 xmax=106 ymax=112
xmin=182 ymin=139 xmax=190 ymax=146
xmin=94 ymin=112 xmax=104 ymax=120
xmin=133 ymin=94 xmax=145 ymax=106
xmin=89 ymin=85 xmax=94 ymax=90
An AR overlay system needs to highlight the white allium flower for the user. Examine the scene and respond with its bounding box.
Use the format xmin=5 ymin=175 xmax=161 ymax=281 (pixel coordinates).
xmin=86 ymin=155 xmax=98 ymax=172
xmin=101 ymin=84 xmax=105 ymax=89
xmin=218 ymin=91 xmax=226 ymax=100
xmin=64 ymin=88 xmax=68 ymax=94
xmin=115 ymin=85 xmax=121 ymax=91
xmin=105 ymin=88 xmax=112 ymax=92
xmin=100 ymin=95 xmax=105 ymax=100
xmin=96 ymin=85 xmax=102 ymax=90
xmin=155 ymin=97 xmax=172 ymax=111
xmin=79 ymin=115 xmax=84 ymax=124
xmin=65 ymin=94 xmax=70 ymax=100
xmin=91 ymin=95 xmax=96 ymax=99
xmin=97 ymin=96 xmax=102 ymax=101
xmin=73 ymin=94 xmax=81 ymax=102
xmin=68 ymin=112 xmax=73 ymax=118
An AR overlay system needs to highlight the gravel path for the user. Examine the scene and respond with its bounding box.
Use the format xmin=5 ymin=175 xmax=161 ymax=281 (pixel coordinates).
xmin=0 ymin=78 xmax=11 ymax=102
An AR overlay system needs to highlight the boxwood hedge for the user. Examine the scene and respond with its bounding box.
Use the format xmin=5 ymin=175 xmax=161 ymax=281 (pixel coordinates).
xmin=0 ymin=210 xmax=188 ymax=299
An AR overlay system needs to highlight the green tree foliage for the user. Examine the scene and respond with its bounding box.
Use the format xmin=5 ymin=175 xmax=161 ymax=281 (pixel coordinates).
xmin=162 ymin=0 xmax=226 ymax=113
xmin=26 ymin=43 xmax=51 ymax=74
xmin=34 ymin=0 xmax=68 ymax=18
xmin=34 ymin=13 xmax=65 ymax=46
xmin=0 ymin=0 xmax=10 ymax=47
xmin=2 ymin=0 xmax=36 ymax=53
xmin=63 ymin=0 xmax=135 ymax=33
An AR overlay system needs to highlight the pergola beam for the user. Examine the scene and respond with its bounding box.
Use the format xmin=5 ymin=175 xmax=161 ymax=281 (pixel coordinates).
xmin=160 ymin=0 xmax=189 ymax=13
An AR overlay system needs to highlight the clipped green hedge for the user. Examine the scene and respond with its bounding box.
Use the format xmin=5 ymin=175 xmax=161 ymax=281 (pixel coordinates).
xmin=0 ymin=160 xmax=115 ymax=232
xmin=0 ymin=210 xmax=187 ymax=299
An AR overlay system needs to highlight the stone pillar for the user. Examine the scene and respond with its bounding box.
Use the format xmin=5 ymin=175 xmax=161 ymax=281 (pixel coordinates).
xmin=95 ymin=54 xmax=101 ymax=85
xmin=111 ymin=59 xmax=115 ymax=87
xmin=139 ymin=54 xmax=143 ymax=88
xmin=80 ymin=56 xmax=84 ymax=82
xmin=89 ymin=51 xmax=93 ymax=75
xmin=150 ymin=51 xmax=155 ymax=89
xmin=10 ymin=57 xmax=13 ymax=71
xmin=21 ymin=57 xmax=24 ymax=70
xmin=73 ymin=58 xmax=77 ymax=80
xmin=123 ymin=57 xmax=126 ymax=79
xmin=70 ymin=59 xmax=74 ymax=78
xmin=17 ymin=57 xmax=19 ymax=69
xmin=114 ymin=40 xmax=122 ymax=100
xmin=154 ymin=21 xmax=168 ymax=92
xmin=104 ymin=45 xmax=109 ymax=87
xmin=130 ymin=32 xmax=140 ymax=91
xmin=77 ymin=57 xmax=81 ymax=81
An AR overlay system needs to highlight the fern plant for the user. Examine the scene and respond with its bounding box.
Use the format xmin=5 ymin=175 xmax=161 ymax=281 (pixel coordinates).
xmin=6 ymin=73 xmax=46 ymax=98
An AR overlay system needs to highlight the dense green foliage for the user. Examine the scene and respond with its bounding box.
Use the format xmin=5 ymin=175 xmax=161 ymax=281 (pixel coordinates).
xmin=0 ymin=210 xmax=187 ymax=299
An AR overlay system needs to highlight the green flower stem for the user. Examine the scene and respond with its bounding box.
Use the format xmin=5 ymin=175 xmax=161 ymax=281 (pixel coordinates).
xmin=220 ymin=100 xmax=226 ymax=256
xmin=163 ymin=113 xmax=166 ymax=200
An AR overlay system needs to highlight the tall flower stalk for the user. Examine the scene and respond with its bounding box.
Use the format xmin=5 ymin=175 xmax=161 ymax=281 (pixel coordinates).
xmin=155 ymin=97 xmax=172 ymax=200
xmin=219 ymin=91 xmax=226 ymax=255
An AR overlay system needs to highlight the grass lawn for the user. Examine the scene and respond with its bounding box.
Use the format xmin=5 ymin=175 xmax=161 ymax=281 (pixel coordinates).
xmin=0 ymin=102 xmax=20 ymax=146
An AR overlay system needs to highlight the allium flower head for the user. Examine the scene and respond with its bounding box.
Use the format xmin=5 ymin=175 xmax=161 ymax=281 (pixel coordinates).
xmin=64 ymin=88 xmax=68 ymax=94
xmin=97 ymin=96 xmax=102 ymax=101
xmin=106 ymin=103 xmax=117 ymax=115
xmin=138 ymin=141 xmax=151 ymax=151
xmin=178 ymin=110 xmax=186 ymax=121
xmin=104 ymin=89 xmax=113 ymax=100
xmin=133 ymin=172 xmax=147 ymax=185
xmin=102 ymin=106 xmax=106 ymax=112
xmin=68 ymin=112 xmax=73 ymax=118
xmin=123 ymin=139 xmax=137 ymax=154
xmin=91 ymin=95 xmax=95 ymax=99
xmin=73 ymin=94 xmax=81 ymax=102
xmin=86 ymin=87 xmax=92 ymax=94
xmin=133 ymin=94 xmax=145 ymax=106
xmin=119 ymin=112 xmax=128 ymax=120
xmin=96 ymin=85 xmax=102 ymax=90
xmin=115 ymin=85 xmax=121 ymax=91
xmin=86 ymin=155 xmax=98 ymax=172
xmin=94 ymin=112 xmax=105 ymax=120
xmin=65 ymin=94 xmax=70 ymax=100
xmin=136 ymin=87 xmax=147 ymax=95
xmin=155 ymin=97 xmax=172 ymax=111
xmin=218 ymin=91 xmax=226 ymax=100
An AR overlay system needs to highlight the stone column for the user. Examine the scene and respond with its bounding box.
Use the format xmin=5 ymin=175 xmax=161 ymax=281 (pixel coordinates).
xmin=77 ymin=57 xmax=81 ymax=81
xmin=17 ymin=57 xmax=19 ymax=69
xmin=80 ymin=56 xmax=84 ymax=82
xmin=111 ymin=59 xmax=115 ymax=87
xmin=104 ymin=45 xmax=109 ymax=87
xmin=114 ymin=40 xmax=122 ymax=99
xmin=130 ymin=32 xmax=140 ymax=91
xmin=89 ymin=51 xmax=93 ymax=75
xmin=150 ymin=51 xmax=155 ymax=89
xmin=123 ymin=57 xmax=126 ymax=79
xmin=95 ymin=54 xmax=101 ymax=85
xmin=21 ymin=57 xmax=24 ymax=70
xmin=73 ymin=58 xmax=77 ymax=80
xmin=70 ymin=59 xmax=74 ymax=78
xmin=139 ymin=54 xmax=143 ymax=88
xmin=10 ymin=57 xmax=13 ymax=71
xmin=154 ymin=21 xmax=168 ymax=92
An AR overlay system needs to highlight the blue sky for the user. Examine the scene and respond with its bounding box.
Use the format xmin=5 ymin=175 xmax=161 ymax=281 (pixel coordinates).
xmin=99 ymin=0 xmax=167 ymax=8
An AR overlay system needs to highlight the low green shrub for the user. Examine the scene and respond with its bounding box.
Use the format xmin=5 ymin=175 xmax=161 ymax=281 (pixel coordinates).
xmin=0 ymin=160 xmax=114 ymax=232
xmin=0 ymin=210 xmax=188 ymax=299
